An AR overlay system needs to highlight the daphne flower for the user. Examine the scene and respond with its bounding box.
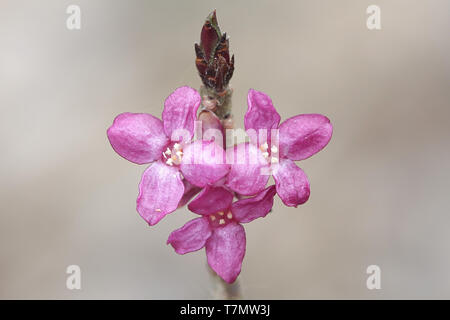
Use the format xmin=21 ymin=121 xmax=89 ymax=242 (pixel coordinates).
xmin=231 ymin=89 xmax=333 ymax=207
xmin=107 ymin=86 xmax=229 ymax=225
xmin=167 ymin=185 xmax=276 ymax=283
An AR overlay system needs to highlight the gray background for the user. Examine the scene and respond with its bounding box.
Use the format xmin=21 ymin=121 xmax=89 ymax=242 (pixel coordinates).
xmin=1 ymin=0 xmax=450 ymax=299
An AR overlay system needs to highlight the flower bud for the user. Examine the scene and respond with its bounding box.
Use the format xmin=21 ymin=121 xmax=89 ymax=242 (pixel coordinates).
xmin=195 ymin=10 xmax=234 ymax=94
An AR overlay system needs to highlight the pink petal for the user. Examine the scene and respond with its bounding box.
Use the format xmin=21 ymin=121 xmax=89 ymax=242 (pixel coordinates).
xmin=136 ymin=161 xmax=185 ymax=225
xmin=198 ymin=110 xmax=225 ymax=147
xmin=225 ymin=143 xmax=269 ymax=196
xmin=279 ymin=114 xmax=333 ymax=161
xmin=180 ymin=140 xmax=230 ymax=187
xmin=162 ymin=86 xmax=201 ymax=142
xmin=206 ymin=223 xmax=246 ymax=283
xmin=272 ymin=159 xmax=310 ymax=207
xmin=188 ymin=186 xmax=234 ymax=215
xmin=244 ymin=89 xmax=281 ymax=134
xmin=107 ymin=113 xmax=169 ymax=164
xmin=177 ymin=179 xmax=202 ymax=208
xmin=167 ymin=217 xmax=212 ymax=254
xmin=231 ymin=185 xmax=277 ymax=223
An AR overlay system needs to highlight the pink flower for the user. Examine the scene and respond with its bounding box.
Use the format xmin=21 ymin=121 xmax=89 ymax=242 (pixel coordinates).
xmin=167 ymin=185 xmax=277 ymax=283
xmin=227 ymin=89 xmax=333 ymax=207
xmin=107 ymin=86 xmax=229 ymax=226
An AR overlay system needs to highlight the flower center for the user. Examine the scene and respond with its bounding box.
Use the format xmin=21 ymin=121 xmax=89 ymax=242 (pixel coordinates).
xmin=209 ymin=210 xmax=234 ymax=228
xmin=162 ymin=143 xmax=183 ymax=166
xmin=259 ymin=142 xmax=279 ymax=164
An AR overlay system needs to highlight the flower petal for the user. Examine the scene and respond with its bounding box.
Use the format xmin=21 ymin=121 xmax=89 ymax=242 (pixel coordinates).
xmin=206 ymin=223 xmax=246 ymax=283
xmin=245 ymin=89 xmax=281 ymax=134
xmin=177 ymin=179 xmax=202 ymax=208
xmin=180 ymin=140 xmax=230 ymax=187
xmin=162 ymin=86 xmax=201 ymax=142
xmin=279 ymin=114 xmax=333 ymax=161
xmin=272 ymin=159 xmax=310 ymax=207
xmin=198 ymin=110 xmax=225 ymax=147
xmin=136 ymin=161 xmax=184 ymax=225
xmin=188 ymin=186 xmax=234 ymax=215
xmin=225 ymin=143 xmax=269 ymax=196
xmin=231 ymin=185 xmax=276 ymax=223
xmin=167 ymin=217 xmax=212 ymax=254
xmin=107 ymin=113 xmax=169 ymax=164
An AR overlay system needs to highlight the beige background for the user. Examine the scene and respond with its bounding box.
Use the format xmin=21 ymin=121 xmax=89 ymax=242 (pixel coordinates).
xmin=1 ymin=0 xmax=450 ymax=299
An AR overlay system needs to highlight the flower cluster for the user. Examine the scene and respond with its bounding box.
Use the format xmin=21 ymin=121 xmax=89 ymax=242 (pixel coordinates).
xmin=107 ymin=86 xmax=332 ymax=283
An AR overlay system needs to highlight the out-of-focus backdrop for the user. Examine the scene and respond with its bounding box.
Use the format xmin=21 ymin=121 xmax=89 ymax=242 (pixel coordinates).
xmin=1 ymin=0 xmax=449 ymax=299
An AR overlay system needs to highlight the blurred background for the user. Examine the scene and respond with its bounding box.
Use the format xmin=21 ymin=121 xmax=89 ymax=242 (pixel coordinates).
xmin=1 ymin=0 xmax=450 ymax=299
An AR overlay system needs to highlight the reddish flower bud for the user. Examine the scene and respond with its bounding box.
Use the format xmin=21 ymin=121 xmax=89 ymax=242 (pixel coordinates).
xmin=195 ymin=10 xmax=234 ymax=94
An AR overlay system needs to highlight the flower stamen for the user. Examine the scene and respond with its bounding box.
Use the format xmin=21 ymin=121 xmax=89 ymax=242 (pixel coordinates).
xmin=260 ymin=142 xmax=268 ymax=152
xmin=163 ymin=143 xmax=184 ymax=166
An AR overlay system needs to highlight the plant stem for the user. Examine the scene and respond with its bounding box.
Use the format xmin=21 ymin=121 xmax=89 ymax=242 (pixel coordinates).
xmin=207 ymin=264 xmax=242 ymax=299
xmin=196 ymin=10 xmax=240 ymax=300
xmin=200 ymin=90 xmax=241 ymax=299
xmin=199 ymin=86 xmax=233 ymax=121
